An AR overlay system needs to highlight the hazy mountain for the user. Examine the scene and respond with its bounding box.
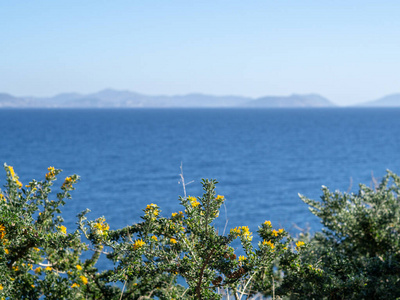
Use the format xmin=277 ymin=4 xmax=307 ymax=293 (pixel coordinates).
xmin=0 ymin=93 xmax=26 ymax=107
xmin=0 ymin=89 xmax=336 ymax=108
xmin=244 ymin=94 xmax=335 ymax=108
xmin=357 ymin=94 xmax=400 ymax=107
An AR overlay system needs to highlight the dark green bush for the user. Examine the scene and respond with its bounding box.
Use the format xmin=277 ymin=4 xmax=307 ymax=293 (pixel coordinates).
xmin=279 ymin=171 xmax=400 ymax=299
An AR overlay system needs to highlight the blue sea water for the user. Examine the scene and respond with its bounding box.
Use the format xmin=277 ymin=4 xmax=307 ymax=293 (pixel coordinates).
xmin=2 ymin=108 xmax=400 ymax=238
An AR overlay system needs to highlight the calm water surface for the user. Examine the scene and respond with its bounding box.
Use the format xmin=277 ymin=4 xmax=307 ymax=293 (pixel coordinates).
xmin=2 ymin=108 xmax=400 ymax=236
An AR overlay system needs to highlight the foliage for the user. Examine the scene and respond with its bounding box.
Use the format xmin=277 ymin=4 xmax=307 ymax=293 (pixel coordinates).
xmin=3 ymin=164 xmax=399 ymax=299
xmin=280 ymin=171 xmax=400 ymax=299
xmin=0 ymin=165 xmax=307 ymax=299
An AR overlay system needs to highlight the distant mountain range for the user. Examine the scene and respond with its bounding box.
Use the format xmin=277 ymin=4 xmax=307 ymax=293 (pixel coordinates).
xmin=356 ymin=94 xmax=400 ymax=107
xmin=1 ymin=89 xmax=399 ymax=108
xmin=0 ymin=89 xmax=336 ymax=108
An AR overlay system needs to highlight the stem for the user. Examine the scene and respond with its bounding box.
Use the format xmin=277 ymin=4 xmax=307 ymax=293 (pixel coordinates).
xmin=196 ymin=248 xmax=216 ymax=300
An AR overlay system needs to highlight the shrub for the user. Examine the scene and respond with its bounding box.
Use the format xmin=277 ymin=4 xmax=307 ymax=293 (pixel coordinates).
xmin=0 ymin=165 xmax=308 ymax=299
xmin=279 ymin=171 xmax=400 ymax=299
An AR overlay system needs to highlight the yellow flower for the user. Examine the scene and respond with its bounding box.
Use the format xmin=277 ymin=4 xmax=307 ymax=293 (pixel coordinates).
xmin=76 ymin=264 xmax=82 ymax=271
xmin=45 ymin=166 xmax=56 ymax=180
xmin=264 ymin=220 xmax=272 ymax=227
xmin=0 ymin=224 xmax=6 ymax=239
xmin=263 ymin=240 xmax=275 ymax=249
xmin=93 ymin=217 xmax=110 ymax=235
xmin=215 ymin=195 xmax=225 ymax=201
xmin=0 ymin=193 xmax=5 ymax=201
xmin=171 ymin=212 xmax=177 ymax=217
xmin=31 ymin=284 xmax=35 ymax=288
xmin=144 ymin=204 xmax=159 ymax=220
xmin=62 ymin=176 xmax=76 ymax=189
xmin=146 ymin=203 xmax=157 ymax=210
xmin=4 ymin=249 xmax=9 ymax=254
xmin=238 ymin=255 xmax=247 ymax=262
xmin=272 ymin=229 xmax=279 ymax=237
xmin=34 ymin=267 xmax=42 ymax=274
xmin=16 ymin=180 xmax=22 ymax=189
xmin=8 ymin=166 xmax=23 ymax=188
xmin=278 ymin=228 xmax=284 ymax=234
xmin=12 ymin=265 xmax=19 ymax=271
xmin=230 ymin=227 xmax=241 ymax=235
xmin=71 ymin=283 xmax=80 ymax=288
xmin=0 ymin=284 xmax=3 ymax=290
xmin=240 ymin=226 xmax=250 ymax=236
xmin=80 ymin=275 xmax=88 ymax=285
xmin=170 ymin=238 xmax=177 ymax=244
xmin=187 ymin=196 xmax=200 ymax=208
xmin=58 ymin=225 xmax=67 ymax=235
xmin=133 ymin=239 xmax=145 ymax=250
xmin=45 ymin=266 xmax=52 ymax=271
xmin=33 ymin=247 xmax=40 ymax=252
xmin=8 ymin=166 xmax=16 ymax=179
xmin=295 ymin=241 xmax=305 ymax=250
xmin=239 ymin=226 xmax=253 ymax=241
xmin=151 ymin=235 xmax=158 ymax=241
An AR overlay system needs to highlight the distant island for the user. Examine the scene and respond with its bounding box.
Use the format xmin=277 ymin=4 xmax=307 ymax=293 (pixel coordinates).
xmin=0 ymin=89 xmax=336 ymax=108
xmin=355 ymin=94 xmax=400 ymax=107
xmin=1 ymin=89 xmax=400 ymax=108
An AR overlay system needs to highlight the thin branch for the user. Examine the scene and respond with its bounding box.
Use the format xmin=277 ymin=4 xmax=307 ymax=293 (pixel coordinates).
xmin=119 ymin=281 xmax=127 ymax=300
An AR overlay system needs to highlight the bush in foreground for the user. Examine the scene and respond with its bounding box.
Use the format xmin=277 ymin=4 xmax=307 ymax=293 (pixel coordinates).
xmin=0 ymin=165 xmax=399 ymax=299
xmin=0 ymin=165 xmax=310 ymax=299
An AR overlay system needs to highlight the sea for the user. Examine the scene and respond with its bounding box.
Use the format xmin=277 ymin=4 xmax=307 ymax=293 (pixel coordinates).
xmin=1 ymin=108 xmax=400 ymax=244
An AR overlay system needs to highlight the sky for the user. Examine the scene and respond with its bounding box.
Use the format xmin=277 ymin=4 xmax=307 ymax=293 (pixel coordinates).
xmin=1 ymin=1 xmax=399 ymax=106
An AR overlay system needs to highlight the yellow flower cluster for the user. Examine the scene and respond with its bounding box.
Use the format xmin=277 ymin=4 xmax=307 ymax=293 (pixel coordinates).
xmin=238 ymin=255 xmax=247 ymax=262
xmin=295 ymin=241 xmax=305 ymax=250
xmin=144 ymin=203 xmax=160 ymax=221
xmin=171 ymin=211 xmax=184 ymax=218
xmin=76 ymin=264 xmax=82 ymax=271
xmin=7 ymin=166 xmax=22 ymax=189
xmin=230 ymin=226 xmax=252 ymax=241
xmin=170 ymin=238 xmax=177 ymax=244
xmin=264 ymin=220 xmax=272 ymax=227
xmin=133 ymin=239 xmax=145 ymax=250
xmin=62 ymin=176 xmax=76 ymax=189
xmin=146 ymin=203 xmax=158 ymax=212
xmin=151 ymin=235 xmax=158 ymax=241
xmin=271 ymin=228 xmax=284 ymax=237
xmin=71 ymin=283 xmax=80 ymax=288
xmin=215 ymin=195 xmax=225 ymax=201
xmin=0 ymin=193 xmax=5 ymax=202
xmin=0 ymin=224 xmax=5 ymax=240
xmin=45 ymin=166 xmax=56 ymax=180
xmin=93 ymin=217 xmax=110 ymax=236
xmin=80 ymin=275 xmax=88 ymax=285
xmin=187 ymin=196 xmax=200 ymax=208
xmin=230 ymin=227 xmax=241 ymax=235
xmin=263 ymin=240 xmax=275 ymax=250
xmin=58 ymin=225 xmax=67 ymax=235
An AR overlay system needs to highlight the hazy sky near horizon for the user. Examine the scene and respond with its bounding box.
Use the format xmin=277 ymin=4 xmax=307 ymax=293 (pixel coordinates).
xmin=1 ymin=1 xmax=399 ymax=106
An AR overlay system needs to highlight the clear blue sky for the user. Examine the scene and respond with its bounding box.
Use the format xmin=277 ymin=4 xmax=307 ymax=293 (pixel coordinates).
xmin=1 ymin=1 xmax=399 ymax=106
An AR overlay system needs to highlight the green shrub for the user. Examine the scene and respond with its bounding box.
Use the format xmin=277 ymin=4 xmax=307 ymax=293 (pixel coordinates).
xmin=279 ymin=171 xmax=400 ymax=299
xmin=0 ymin=165 xmax=306 ymax=299
xmin=6 ymin=164 xmax=396 ymax=299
